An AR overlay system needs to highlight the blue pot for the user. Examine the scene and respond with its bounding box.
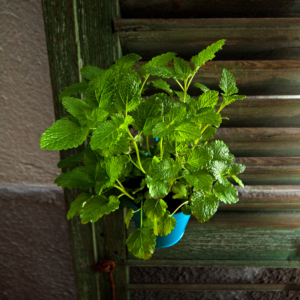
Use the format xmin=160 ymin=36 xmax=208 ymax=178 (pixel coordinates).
xmin=128 ymin=201 xmax=191 ymax=249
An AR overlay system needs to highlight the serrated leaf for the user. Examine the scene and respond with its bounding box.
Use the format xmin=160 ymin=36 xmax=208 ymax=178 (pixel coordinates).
xmin=182 ymin=204 xmax=192 ymax=215
xmin=191 ymin=40 xmax=226 ymax=69
xmin=198 ymin=125 xmax=216 ymax=142
xmin=194 ymin=83 xmax=210 ymax=93
xmin=210 ymin=161 xmax=228 ymax=183
xmin=145 ymin=176 xmax=169 ymax=199
xmin=153 ymin=210 xmax=176 ymax=236
xmin=223 ymin=94 xmax=246 ymax=107
xmin=186 ymin=148 xmax=213 ymax=169
xmin=59 ymin=81 xmax=89 ymax=101
xmin=228 ymin=164 xmax=246 ymax=176
xmin=55 ymin=166 xmax=96 ymax=189
xmin=67 ymin=192 xmax=93 ymax=220
xmin=125 ymin=208 xmax=134 ymax=229
xmin=191 ymin=192 xmax=219 ymax=223
xmin=80 ymin=195 xmax=120 ymax=224
xmin=193 ymin=108 xmax=222 ymax=127
xmin=84 ymin=85 xmax=98 ymax=108
xmin=232 ymin=175 xmax=244 ymax=188
xmin=175 ymin=91 xmax=192 ymax=104
xmin=195 ymin=90 xmax=219 ymax=109
xmin=207 ymin=140 xmax=229 ymax=162
xmin=213 ymin=181 xmax=239 ymax=204
xmin=171 ymin=122 xmax=202 ymax=142
xmin=99 ymin=136 xmax=130 ymax=156
xmin=172 ymin=181 xmax=187 ymax=199
xmin=80 ymin=65 xmax=105 ymax=80
xmin=183 ymin=169 xmax=213 ymax=193
xmin=143 ymin=217 xmax=154 ymax=229
xmin=57 ymin=152 xmax=84 ymax=169
xmin=126 ymin=228 xmax=156 ymax=260
xmin=144 ymin=66 xmax=176 ymax=79
xmin=40 ymin=118 xmax=89 ymax=151
xmin=113 ymin=53 xmax=142 ymax=69
xmin=152 ymin=79 xmax=173 ymax=95
xmin=174 ymin=57 xmax=193 ymax=80
xmin=152 ymin=158 xmax=181 ymax=180
xmin=219 ymin=69 xmax=238 ymax=96
xmin=143 ymin=198 xmax=168 ymax=221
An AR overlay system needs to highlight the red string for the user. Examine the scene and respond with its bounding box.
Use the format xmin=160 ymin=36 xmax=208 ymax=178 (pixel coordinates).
xmin=96 ymin=260 xmax=116 ymax=300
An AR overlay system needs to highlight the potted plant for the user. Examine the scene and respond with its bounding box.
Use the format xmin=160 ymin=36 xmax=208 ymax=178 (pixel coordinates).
xmin=40 ymin=39 xmax=246 ymax=260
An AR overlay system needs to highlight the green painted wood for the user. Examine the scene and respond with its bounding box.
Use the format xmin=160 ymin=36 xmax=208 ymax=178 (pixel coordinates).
xmin=115 ymin=18 xmax=300 ymax=60
xmin=128 ymin=212 xmax=300 ymax=261
xmin=76 ymin=1 xmax=129 ymax=299
xmin=126 ymin=283 xmax=300 ymax=291
xmin=119 ymin=0 xmax=300 ymax=19
xmin=135 ymin=60 xmax=300 ymax=95
xmin=222 ymin=96 xmax=300 ymax=127
xmin=214 ymin=128 xmax=300 ymax=157
xmin=41 ymin=1 xmax=100 ymax=299
xmin=127 ymin=259 xmax=300 ymax=268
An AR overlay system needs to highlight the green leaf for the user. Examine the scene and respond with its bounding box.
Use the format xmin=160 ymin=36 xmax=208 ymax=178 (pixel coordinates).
xmin=84 ymin=147 xmax=99 ymax=166
xmin=153 ymin=211 xmax=176 ymax=236
xmin=57 ymin=152 xmax=84 ymax=169
xmin=152 ymin=158 xmax=181 ymax=180
xmin=183 ymin=169 xmax=213 ymax=193
xmin=105 ymin=155 xmax=130 ymax=182
xmin=80 ymin=195 xmax=120 ymax=224
xmin=113 ymin=53 xmax=142 ymax=69
xmin=207 ymin=140 xmax=229 ymax=162
xmin=140 ymin=52 xmax=176 ymax=77
xmin=84 ymin=85 xmax=98 ymax=108
xmin=186 ymin=148 xmax=213 ymax=169
xmin=175 ymin=91 xmax=193 ymax=104
xmin=228 ymin=164 xmax=246 ymax=176
xmin=223 ymin=94 xmax=246 ymax=107
xmin=171 ymin=122 xmax=202 ymax=142
xmin=143 ymin=198 xmax=168 ymax=221
xmin=198 ymin=126 xmax=216 ymax=142
xmin=219 ymin=69 xmax=238 ymax=95
xmin=114 ymin=70 xmax=141 ymax=112
xmin=174 ymin=57 xmax=193 ymax=80
xmin=55 ymin=166 xmax=96 ymax=189
xmin=143 ymin=66 xmax=176 ymax=79
xmin=193 ymin=108 xmax=222 ymax=127
xmin=191 ymin=40 xmax=226 ymax=69
xmin=172 ymin=181 xmax=187 ymax=199
xmin=210 ymin=161 xmax=228 ymax=183
xmin=182 ymin=204 xmax=192 ymax=215
xmin=213 ymin=181 xmax=239 ymax=204
xmin=143 ymin=217 xmax=154 ymax=229
xmin=80 ymin=65 xmax=105 ymax=80
xmin=40 ymin=118 xmax=89 ymax=151
xmin=191 ymin=192 xmax=219 ymax=223
xmin=145 ymin=176 xmax=169 ymax=199
xmin=153 ymin=106 xmax=187 ymax=138
xmin=125 ymin=208 xmax=134 ymax=229
xmin=99 ymin=136 xmax=130 ymax=156
xmin=67 ymin=192 xmax=93 ymax=220
xmin=152 ymin=79 xmax=173 ymax=95
xmin=90 ymin=114 xmax=127 ymax=150
xmin=194 ymin=83 xmax=210 ymax=93
xmin=126 ymin=228 xmax=156 ymax=260
xmin=195 ymin=90 xmax=219 ymax=109
xmin=59 ymin=81 xmax=89 ymax=101
xmin=232 ymin=175 xmax=244 ymax=188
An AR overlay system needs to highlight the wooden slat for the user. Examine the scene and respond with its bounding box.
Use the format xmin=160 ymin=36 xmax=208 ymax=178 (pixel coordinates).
xmin=126 ymin=283 xmax=300 ymax=291
xmin=222 ymin=96 xmax=300 ymax=127
xmin=115 ymin=18 xmax=300 ymax=60
xmin=128 ymin=212 xmax=300 ymax=261
xmin=214 ymin=128 xmax=300 ymax=157
xmin=135 ymin=61 xmax=300 ymax=95
xmin=119 ymin=0 xmax=300 ymax=19
xmin=127 ymin=259 xmax=300 ymax=268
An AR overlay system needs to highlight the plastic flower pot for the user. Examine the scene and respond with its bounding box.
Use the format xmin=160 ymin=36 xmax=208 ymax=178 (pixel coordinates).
xmin=128 ymin=201 xmax=191 ymax=248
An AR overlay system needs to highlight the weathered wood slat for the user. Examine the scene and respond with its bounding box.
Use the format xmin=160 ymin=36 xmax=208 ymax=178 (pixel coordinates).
xmin=135 ymin=61 xmax=300 ymax=95
xmin=222 ymin=96 xmax=300 ymax=127
xmin=128 ymin=212 xmax=300 ymax=261
xmin=126 ymin=259 xmax=300 ymax=268
xmin=119 ymin=0 xmax=300 ymax=19
xmin=126 ymin=283 xmax=300 ymax=291
xmin=214 ymin=128 xmax=300 ymax=157
xmin=115 ymin=18 xmax=300 ymax=60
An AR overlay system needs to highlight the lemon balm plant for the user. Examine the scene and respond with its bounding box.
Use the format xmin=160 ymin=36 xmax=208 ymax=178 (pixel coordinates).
xmin=40 ymin=40 xmax=246 ymax=260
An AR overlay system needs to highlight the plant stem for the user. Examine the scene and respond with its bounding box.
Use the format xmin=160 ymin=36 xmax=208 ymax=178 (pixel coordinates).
xmin=160 ymin=137 xmax=164 ymax=159
xmin=140 ymin=75 xmax=149 ymax=94
xmin=186 ymin=69 xmax=199 ymax=90
xmin=146 ymin=136 xmax=151 ymax=156
xmin=128 ymin=154 xmax=141 ymax=171
xmin=175 ymin=79 xmax=184 ymax=91
xmin=140 ymin=199 xmax=143 ymax=228
xmin=183 ymin=80 xmax=187 ymax=103
xmin=171 ymin=201 xmax=189 ymax=216
xmin=127 ymin=129 xmax=146 ymax=173
xmin=113 ymin=184 xmax=135 ymax=200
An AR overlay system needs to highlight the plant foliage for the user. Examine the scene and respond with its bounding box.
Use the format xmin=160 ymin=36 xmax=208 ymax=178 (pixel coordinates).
xmin=40 ymin=40 xmax=246 ymax=260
